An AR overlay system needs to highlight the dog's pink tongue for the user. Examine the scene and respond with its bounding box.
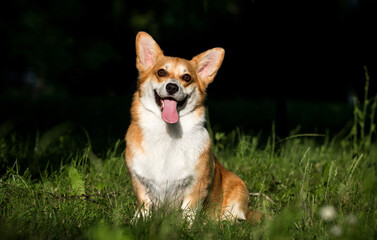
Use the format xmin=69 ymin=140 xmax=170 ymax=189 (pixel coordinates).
xmin=162 ymin=99 xmax=179 ymax=124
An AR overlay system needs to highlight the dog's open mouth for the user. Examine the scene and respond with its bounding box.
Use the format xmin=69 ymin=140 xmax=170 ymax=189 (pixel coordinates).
xmin=154 ymin=90 xmax=187 ymax=124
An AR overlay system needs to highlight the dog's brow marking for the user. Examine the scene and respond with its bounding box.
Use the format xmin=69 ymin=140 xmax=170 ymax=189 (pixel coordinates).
xmin=178 ymin=64 xmax=188 ymax=74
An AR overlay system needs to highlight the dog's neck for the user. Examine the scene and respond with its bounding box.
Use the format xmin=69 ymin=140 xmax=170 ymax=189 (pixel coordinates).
xmin=165 ymin=122 xmax=183 ymax=139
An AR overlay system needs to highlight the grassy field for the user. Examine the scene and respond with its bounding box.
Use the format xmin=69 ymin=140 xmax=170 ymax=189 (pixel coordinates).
xmin=1 ymin=76 xmax=377 ymax=239
xmin=1 ymin=121 xmax=376 ymax=239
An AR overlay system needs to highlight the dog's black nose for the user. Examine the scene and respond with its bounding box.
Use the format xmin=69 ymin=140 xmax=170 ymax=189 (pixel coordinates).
xmin=166 ymin=83 xmax=179 ymax=95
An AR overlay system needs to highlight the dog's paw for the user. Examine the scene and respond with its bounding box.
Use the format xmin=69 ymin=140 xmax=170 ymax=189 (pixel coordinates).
xmin=131 ymin=208 xmax=151 ymax=224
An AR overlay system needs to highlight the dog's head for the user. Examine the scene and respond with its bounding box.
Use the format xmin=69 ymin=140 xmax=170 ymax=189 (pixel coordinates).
xmin=135 ymin=32 xmax=224 ymax=124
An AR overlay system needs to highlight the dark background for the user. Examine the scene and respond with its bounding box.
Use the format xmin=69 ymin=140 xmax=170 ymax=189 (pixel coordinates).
xmin=1 ymin=0 xmax=377 ymax=150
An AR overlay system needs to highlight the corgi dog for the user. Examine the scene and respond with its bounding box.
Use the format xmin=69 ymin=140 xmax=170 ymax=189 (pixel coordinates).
xmin=125 ymin=32 xmax=252 ymax=221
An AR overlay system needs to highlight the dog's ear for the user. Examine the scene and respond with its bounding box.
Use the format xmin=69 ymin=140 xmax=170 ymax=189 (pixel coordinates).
xmin=136 ymin=32 xmax=163 ymax=72
xmin=191 ymin=48 xmax=224 ymax=87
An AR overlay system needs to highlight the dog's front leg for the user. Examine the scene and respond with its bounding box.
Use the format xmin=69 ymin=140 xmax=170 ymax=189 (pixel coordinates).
xmin=181 ymin=148 xmax=213 ymax=223
xmin=181 ymin=181 xmax=209 ymax=223
xmin=131 ymin=176 xmax=153 ymax=221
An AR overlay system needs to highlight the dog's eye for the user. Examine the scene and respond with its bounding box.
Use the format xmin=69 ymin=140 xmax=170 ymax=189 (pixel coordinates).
xmin=157 ymin=69 xmax=168 ymax=77
xmin=182 ymin=74 xmax=191 ymax=82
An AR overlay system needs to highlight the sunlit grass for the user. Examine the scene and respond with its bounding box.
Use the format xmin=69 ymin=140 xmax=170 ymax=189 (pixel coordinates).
xmin=1 ymin=126 xmax=376 ymax=239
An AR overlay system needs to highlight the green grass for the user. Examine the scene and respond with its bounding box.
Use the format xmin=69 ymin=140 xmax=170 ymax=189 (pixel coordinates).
xmin=1 ymin=126 xmax=376 ymax=239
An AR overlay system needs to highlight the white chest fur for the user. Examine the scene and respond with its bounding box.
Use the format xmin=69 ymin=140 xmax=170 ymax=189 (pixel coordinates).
xmin=129 ymin=105 xmax=209 ymax=203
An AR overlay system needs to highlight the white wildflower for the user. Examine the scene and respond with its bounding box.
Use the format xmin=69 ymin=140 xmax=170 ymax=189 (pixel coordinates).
xmin=319 ymin=205 xmax=336 ymax=221
xmin=330 ymin=225 xmax=343 ymax=237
